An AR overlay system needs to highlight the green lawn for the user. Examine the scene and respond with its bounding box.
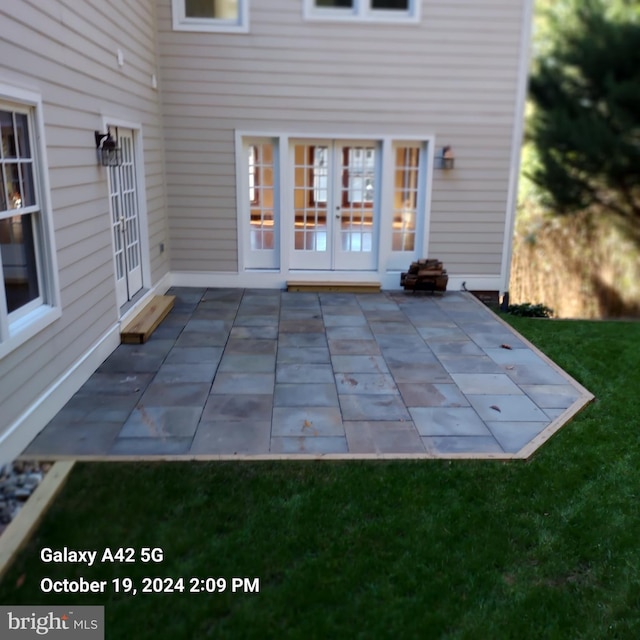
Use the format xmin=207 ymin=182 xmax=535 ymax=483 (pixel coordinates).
xmin=1 ymin=318 xmax=639 ymax=638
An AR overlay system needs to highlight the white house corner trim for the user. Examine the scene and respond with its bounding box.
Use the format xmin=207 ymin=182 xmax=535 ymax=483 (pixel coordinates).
xmin=500 ymin=0 xmax=535 ymax=296
xmin=234 ymin=130 xmax=246 ymax=272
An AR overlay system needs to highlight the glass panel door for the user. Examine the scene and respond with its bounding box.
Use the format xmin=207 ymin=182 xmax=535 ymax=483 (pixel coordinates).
xmin=108 ymin=128 xmax=142 ymax=308
xmin=290 ymin=139 xmax=377 ymax=271
xmin=334 ymin=143 xmax=377 ymax=270
xmin=291 ymin=142 xmax=331 ymax=269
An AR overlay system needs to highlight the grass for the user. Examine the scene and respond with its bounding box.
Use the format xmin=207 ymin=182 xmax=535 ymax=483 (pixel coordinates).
xmin=1 ymin=318 xmax=640 ymax=638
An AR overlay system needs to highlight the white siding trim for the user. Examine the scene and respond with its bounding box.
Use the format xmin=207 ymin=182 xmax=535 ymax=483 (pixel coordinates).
xmin=378 ymin=138 xmax=394 ymax=270
xmin=234 ymin=129 xmax=245 ymax=272
xmin=500 ymin=0 xmax=535 ymax=296
xmin=169 ymin=270 xmax=501 ymax=293
xmin=278 ymin=134 xmax=292 ymax=275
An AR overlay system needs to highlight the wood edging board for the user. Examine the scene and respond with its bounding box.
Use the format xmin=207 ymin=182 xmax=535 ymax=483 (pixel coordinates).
xmin=0 ymin=461 xmax=75 ymax=581
xmin=287 ymin=282 xmax=381 ymax=293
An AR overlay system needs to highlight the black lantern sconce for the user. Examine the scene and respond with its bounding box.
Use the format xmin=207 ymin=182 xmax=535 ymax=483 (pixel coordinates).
xmin=94 ymin=128 xmax=122 ymax=167
xmin=436 ymin=145 xmax=455 ymax=170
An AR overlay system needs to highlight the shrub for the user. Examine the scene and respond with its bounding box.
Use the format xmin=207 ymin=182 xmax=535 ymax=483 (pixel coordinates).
xmin=506 ymin=302 xmax=553 ymax=318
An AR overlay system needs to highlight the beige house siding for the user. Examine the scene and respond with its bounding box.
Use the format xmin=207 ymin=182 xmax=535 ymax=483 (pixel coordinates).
xmin=157 ymin=0 xmax=526 ymax=278
xmin=0 ymin=0 xmax=169 ymax=461
xmin=0 ymin=0 xmax=530 ymax=463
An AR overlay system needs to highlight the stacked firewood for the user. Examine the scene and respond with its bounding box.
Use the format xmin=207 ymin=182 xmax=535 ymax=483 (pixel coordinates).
xmin=400 ymin=259 xmax=448 ymax=292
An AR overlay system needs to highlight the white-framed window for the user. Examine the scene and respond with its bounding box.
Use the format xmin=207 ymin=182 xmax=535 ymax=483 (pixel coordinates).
xmin=303 ymin=0 xmax=420 ymax=23
xmin=172 ymin=0 xmax=249 ymax=33
xmin=0 ymin=86 xmax=60 ymax=359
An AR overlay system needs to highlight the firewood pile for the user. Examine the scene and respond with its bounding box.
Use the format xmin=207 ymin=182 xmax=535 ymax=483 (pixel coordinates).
xmin=400 ymin=259 xmax=448 ymax=293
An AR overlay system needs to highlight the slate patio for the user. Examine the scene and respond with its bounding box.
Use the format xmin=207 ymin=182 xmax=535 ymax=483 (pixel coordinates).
xmin=22 ymin=288 xmax=593 ymax=460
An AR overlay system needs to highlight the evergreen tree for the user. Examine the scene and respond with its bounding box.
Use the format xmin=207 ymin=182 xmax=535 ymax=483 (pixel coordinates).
xmin=527 ymin=0 xmax=640 ymax=242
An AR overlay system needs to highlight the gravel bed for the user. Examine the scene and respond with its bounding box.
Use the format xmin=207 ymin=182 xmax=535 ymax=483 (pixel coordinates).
xmin=0 ymin=461 xmax=51 ymax=537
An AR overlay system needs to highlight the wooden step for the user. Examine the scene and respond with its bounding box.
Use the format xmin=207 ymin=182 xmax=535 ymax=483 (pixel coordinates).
xmin=120 ymin=295 xmax=175 ymax=344
xmin=287 ymin=281 xmax=381 ymax=294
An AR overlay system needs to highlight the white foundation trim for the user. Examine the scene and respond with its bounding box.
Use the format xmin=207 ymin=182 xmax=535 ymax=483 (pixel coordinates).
xmin=170 ymin=270 xmax=501 ymax=293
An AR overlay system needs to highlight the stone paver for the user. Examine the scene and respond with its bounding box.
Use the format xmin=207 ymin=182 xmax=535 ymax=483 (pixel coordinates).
xmin=271 ymin=407 xmax=344 ymax=437
xmin=191 ymin=421 xmax=271 ymax=455
xmin=22 ymin=289 xmax=593 ymax=459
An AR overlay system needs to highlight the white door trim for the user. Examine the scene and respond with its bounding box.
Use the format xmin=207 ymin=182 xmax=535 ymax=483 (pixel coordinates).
xmin=235 ymin=130 xmax=436 ymax=279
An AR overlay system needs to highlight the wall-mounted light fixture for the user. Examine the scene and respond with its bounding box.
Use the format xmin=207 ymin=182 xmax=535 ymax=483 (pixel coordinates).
xmin=436 ymin=145 xmax=455 ymax=170
xmin=94 ymin=128 xmax=122 ymax=167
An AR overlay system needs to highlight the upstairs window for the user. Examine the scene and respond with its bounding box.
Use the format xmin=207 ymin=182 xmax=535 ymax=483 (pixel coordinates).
xmin=304 ymin=0 xmax=419 ymax=22
xmin=172 ymin=0 xmax=249 ymax=33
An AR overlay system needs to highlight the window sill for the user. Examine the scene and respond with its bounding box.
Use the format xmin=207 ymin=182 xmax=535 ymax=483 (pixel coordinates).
xmin=0 ymin=305 xmax=61 ymax=360
xmin=172 ymin=17 xmax=249 ymax=33
xmin=303 ymin=12 xmax=420 ymax=24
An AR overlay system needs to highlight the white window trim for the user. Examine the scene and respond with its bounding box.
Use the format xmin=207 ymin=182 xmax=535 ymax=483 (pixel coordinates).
xmin=303 ymin=0 xmax=421 ymax=24
xmin=172 ymin=0 xmax=249 ymax=33
xmin=0 ymin=83 xmax=61 ymax=360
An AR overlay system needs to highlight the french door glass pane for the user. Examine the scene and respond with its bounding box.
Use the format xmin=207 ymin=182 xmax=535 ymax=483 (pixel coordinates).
xmin=186 ymin=0 xmax=239 ymax=19
xmin=248 ymin=143 xmax=276 ymax=251
xmin=313 ymin=147 xmax=328 ymax=204
xmin=293 ymin=144 xmax=328 ymax=252
xmin=340 ymin=145 xmax=375 ymax=253
xmin=0 ymin=213 xmax=39 ymax=313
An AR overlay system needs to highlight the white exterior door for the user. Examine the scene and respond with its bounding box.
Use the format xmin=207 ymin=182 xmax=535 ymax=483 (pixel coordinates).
xmin=108 ymin=128 xmax=143 ymax=308
xmin=290 ymin=140 xmax=377 ymax=271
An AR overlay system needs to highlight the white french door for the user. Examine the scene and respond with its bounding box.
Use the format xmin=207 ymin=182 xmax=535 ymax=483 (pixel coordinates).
xmin=108 ymin=128 xmax=143 ymax=308
xmin=290 ymin=139 xmax=378 ymax=271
